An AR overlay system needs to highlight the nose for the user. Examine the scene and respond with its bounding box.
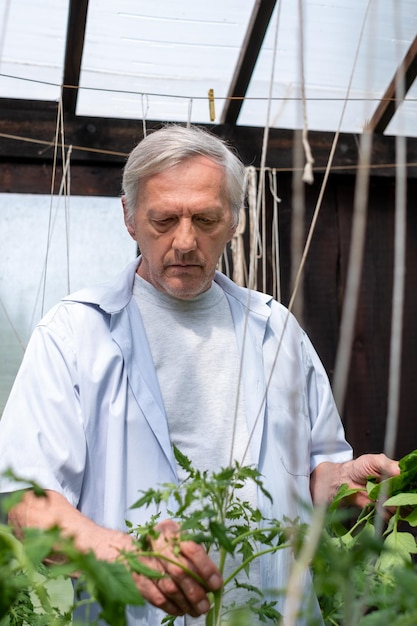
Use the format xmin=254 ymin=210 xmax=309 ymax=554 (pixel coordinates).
xmin=172 ymin=219 xmax=197 ymax=254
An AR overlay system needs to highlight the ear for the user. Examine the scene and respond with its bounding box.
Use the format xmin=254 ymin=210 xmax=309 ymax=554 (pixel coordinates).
xmin=121 ymin=196 xmax=136 ymax=239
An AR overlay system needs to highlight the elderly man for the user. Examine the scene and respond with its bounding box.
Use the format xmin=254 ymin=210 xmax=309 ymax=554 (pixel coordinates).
xmin=0 ymin=125 xmax=398 ymax=625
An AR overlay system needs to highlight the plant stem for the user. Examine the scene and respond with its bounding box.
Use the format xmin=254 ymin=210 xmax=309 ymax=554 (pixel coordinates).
xmin=210 ymin=588 xmax=224 ymax=626
xmin=344 ymin=507 xmax=374 ymax=537
xmin=230 ymin=524 xmax=282 ymax=546
xmin=223 ymin=544 xmax=288 ymax=587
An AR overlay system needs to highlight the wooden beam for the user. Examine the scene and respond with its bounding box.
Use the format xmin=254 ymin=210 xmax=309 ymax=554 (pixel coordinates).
xmin=220 ymin=0 xmax=277 ymax=126
xmin=1 ymin=98 xmax=417 ymax=196
xmin=367 ymin=35 xmax=417 ymax=134
xmin=62 ymin=0 xmax=89 ymax=115
xmin=1 ymin=162 xmax=123 ymax=197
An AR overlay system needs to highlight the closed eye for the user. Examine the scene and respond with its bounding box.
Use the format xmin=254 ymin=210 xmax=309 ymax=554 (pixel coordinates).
xmin=194 ymin=216 xmax=219 ymax=228
xmin=151 ymin=217 xmax=177 ymax=231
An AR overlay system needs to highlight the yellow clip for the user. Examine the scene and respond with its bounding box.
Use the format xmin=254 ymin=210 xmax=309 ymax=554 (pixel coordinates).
xmin=208 ymin=88 xmax=215 ymax=122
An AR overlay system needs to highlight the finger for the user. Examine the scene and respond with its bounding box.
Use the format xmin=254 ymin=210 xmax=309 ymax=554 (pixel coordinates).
xmin=132 ymin=571 xmax=185 ymax=616
xmin=368 ymin=454 xmax=400 ymax=479
xmin=180 ymin=540 xmax=222 ymax=591
xmin=381 ymin=455 xmax=400 ymax=477
xmin=129 ymin=551 xmax=188 ymax=617
xmin=150 ymin=520 xmax=218 ymax=614
xmin=156 ymin=550 xmax=213 ymax=616
xmin=155 ymin=574 xmax=209 ymax=618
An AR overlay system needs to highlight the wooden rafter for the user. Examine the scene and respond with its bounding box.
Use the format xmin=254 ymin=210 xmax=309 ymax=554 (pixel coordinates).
xmin=1 ymin=98 xmax=417 ymax=197
xmin=367 ymin=35 xmax=417 ymax=134
xmin=220 ymin=0 xmax=277 ymax=126
xmin=62 ymin=0 xmax=90 ymax=114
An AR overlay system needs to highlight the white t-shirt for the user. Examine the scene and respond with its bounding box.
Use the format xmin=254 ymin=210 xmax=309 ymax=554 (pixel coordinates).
xmin=133 ymin=275 xmax=261 ymax=624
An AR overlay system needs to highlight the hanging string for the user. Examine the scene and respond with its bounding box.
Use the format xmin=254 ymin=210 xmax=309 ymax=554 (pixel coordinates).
xmin=187 ymin=98 xmax=193 ymax=128
xmin=284 ymin=0 xmax=371 ymax=626
xmin=261 ymin=174 xmax=267 ymax=294
xmin=290 ymin=130 xmax=305 ymax=325
xmin=248 ymin=0 xmax=282 ymax=290
xmin=41 ymin=92 xmax=63 ymax=317
xmin=34 ymin=145 xmax=73 ymax=323
xmin=58 ymin=97 xmax=72 ymax=295
xmin=297 ymin=0 xmax=315 ymax=184
xmin=229 ymin=167 xmax=251 ymax=287
xmin=383 ymin=4 xmax=407 ymax=463
xmin=230 ymin=206 xmax=247 ymax=287
xmin=57 ymin=145 xmax=73 ymax=295
xmin=268 ymin=169 xmax=282 ymax=301
xmin=283 ymin=10 xmax=315 ymax=609
xmin=227 ymin=1 xmax=282 ymax=477
xmin=141 ymin=93 xmax=149 ymax=137
xmin=288 ymin=0 xmax=373 ymax=314
xmin=239 ymin=0 xmax=288 ymax=469
xmin=331 ymin=0 xmax=374 ymax=412
xmin=246 ymin=166 xmax=259 ymax=290
xmin=383 ymin=146 xmax=406 ymax=458
xmin=37 ymin=88 xmax=74 ymax=321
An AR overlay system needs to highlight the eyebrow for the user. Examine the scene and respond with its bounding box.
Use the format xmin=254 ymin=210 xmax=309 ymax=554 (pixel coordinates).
xmin=147 ymin=207 xmax=224 ymax=218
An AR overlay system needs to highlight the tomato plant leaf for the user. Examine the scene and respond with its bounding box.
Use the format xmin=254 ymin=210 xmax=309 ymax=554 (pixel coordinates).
xmin=378 ymin=531 xmax=417 ymax=571
xmin=209 ymin=521 xmax=234 ymax=554
xmin=404 ymin=507 xmax=417 ymax=527
xmin=384 ymin=493 xmax=417 ymax=508
xmin=173 ymin=446 xmax=193 ymax=475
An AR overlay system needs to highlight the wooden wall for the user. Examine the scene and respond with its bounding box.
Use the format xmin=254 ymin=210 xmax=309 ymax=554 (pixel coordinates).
xmin=1 ymin=97 xmax=416 ymax=460
xmin=261 ymin=173 xmax=417 ymax=459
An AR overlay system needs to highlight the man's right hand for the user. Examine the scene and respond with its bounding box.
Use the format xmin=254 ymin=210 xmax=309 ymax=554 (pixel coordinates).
xmin=127 ymin=518 xmax=222 ymax=617
xmin=9 ymin=490 xmax=222 ymax=618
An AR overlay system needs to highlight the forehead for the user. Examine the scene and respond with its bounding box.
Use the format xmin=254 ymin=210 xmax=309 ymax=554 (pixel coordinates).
xmin=139 ymin=156 xmax=230 ymax=210
xmin=145 ymin=155 xmax=226 ymax=186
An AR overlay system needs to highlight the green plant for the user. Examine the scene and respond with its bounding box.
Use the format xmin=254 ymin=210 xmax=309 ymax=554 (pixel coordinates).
xmin=127 ymin=446 xmax=290 ymax=625
xmin=2 ymin=449 xmax=417 ymax=626
xmin=0 ymin=482 xmax=146 ymax=626
xmin=312 ymin=449 xmax=417 ymax=626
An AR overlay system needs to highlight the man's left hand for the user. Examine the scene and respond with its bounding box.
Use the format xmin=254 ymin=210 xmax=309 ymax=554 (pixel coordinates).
xmin=310 ymin=453 xmax=400 ymax=507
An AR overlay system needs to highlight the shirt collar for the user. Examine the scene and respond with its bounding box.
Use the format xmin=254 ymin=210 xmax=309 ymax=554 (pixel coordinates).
xmin=63 ymin=256 xmax=273 ymax=317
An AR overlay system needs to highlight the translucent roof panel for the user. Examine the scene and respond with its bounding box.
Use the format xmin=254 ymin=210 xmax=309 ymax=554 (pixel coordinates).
xmin=0 ymin=0 xmax=416 ymax=137
xmin=77 ymin=0 xmax=254 ymax=124
xmin=0 ymin=0 xmax=68 ymax=101
xmin=386 ymin=81 xmax=417 ymax=137
xmin=240 ymin=0 xmax=417 ymax=136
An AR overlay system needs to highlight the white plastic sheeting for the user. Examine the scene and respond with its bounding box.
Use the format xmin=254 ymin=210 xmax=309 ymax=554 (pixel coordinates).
xmin=0 ymin=193 xmax=136 ymax=414
xmin=0 ymin=0 xmax=416 ymax=135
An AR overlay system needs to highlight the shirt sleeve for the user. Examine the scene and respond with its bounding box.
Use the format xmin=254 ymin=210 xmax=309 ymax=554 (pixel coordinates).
xmin=0 ymin=306 xmax=87 ymax=507
xmin=301 ymin=331 xmax=353 ymax=472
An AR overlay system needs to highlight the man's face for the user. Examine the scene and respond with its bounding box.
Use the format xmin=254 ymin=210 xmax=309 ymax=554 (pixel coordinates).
xmin=124 ymin=155 xmax=236 ymax=299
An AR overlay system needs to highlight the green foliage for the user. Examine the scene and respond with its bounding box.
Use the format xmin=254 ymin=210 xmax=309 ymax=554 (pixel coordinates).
xmin=130 ymin=446 xmax=288 ymax=624
xmin=0 ymin=491 xmax=144 ymax=626
xmin=313 ymin=448 xmax=417 ymax=626
xmin=2 ymin=447 xmax=417 ymax=625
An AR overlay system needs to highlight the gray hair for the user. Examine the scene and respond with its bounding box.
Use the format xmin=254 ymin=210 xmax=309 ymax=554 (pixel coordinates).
xmin=122 ymin=125 xmax=246 ymax=227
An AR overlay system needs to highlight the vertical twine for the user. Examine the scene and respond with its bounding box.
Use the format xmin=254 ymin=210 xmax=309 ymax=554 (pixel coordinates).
xmin=268 ymin=169 xmax=282 ymax=302
xmin=383 ymin=1 xmax=407 ymax=462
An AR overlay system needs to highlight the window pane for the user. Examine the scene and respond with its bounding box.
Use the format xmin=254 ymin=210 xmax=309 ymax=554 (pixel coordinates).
xmin=0 ymin=193 xmax=137 ymax=415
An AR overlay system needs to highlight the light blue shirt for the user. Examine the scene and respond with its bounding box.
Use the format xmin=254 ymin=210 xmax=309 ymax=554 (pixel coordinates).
xmin=0 ymin=258 xmax=352 ymax=625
